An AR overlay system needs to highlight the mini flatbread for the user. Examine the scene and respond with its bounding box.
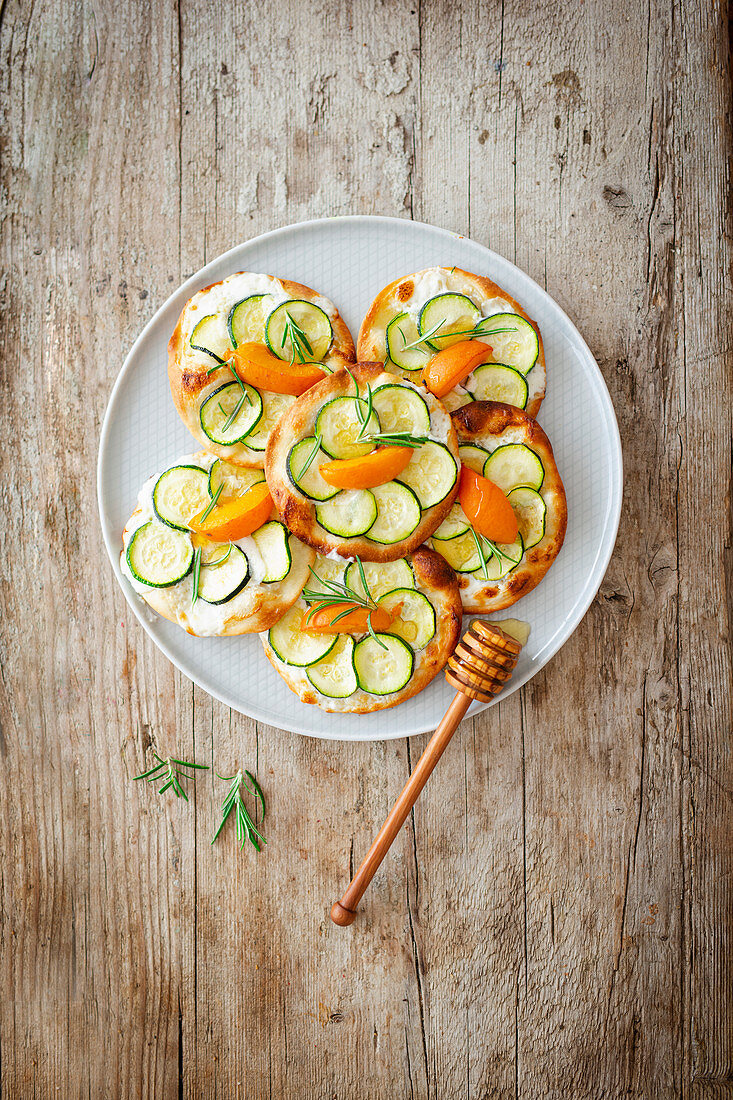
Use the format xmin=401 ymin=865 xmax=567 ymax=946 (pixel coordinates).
xmin=168 ymin=272 xmax=355 ymax=468
xmin=357 ymin=266 xmax=545 ymax=417
xmin=428 ymin=402 xmax=567 ymax=613
xmin=120 ymin=452 xmax=314 ymax=636
xmin=266 ymin=362 xmax=460 ymax=563
xmin=261 ymin=548 xmax=462 ymax=714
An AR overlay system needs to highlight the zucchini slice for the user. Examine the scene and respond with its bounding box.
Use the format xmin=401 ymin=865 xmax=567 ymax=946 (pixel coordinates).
xmin=305 ymin=555 xmax=347 ymax=601
xmin=265 ymin=300 xmax=333 ymax=362
xmin=353 ymin=634 xmax=414 ymax=695
xmin=315 ymin=396 xmax=380 ymax=459
xmin=371 ymin=384 xmax=431 ymax=435
xmin=397 ymin=441 xmax=458 ymax=509
xmin=436 ymin=529 xmax=524 ymax=576
xmin=227 ymin=295 xmax=270 ymax=347
xmin=344 ymin=558 xmax=415 ymax=601
xmin=252 ymin=521 xmax=292 ymax=583
xmin=507 ymin=487 xmax=546 ymax=549
xmin=153 ymin=465 xmax=210 ymax=531
xmin=306 ymin=635 xmax=358 ymax=699
xmin=378 ymin=588 xmax=436 ymax=651
xmin=458 ymin=444 xmax=490 ymax=474
xmin=475 ymin=313 xmax=539 ymax=374
xmin=268 ymin=604 xmax=337 ymax=667
xmin=483 ymin=444 xmax=545 ymax=493
xmin=243 ymin=391 xmax=296 ymax=451
xmin=419 ymin=293 xmax=481 ymax=350
xmin=287 ymin=437 xmax=340 ymax=502
xmin=386 ymin=312 xmax=429 ymax=371
xmin=369 ymin=482 xmax=421 ymax=544
xmin=189 ymin=313 xmax=230 ymax=363
xmin=441 ymin=388 xmax=474 ymax=413
xmin=208 ymin=459 xmax=265 ymax=501
xmin=198 ymin=543 xmax=250 ymax=604
xmin=470 ymin=534 xmax=524 ymax=581
xmin=467 ymin=363 xmax=529 ymax=409
xmin=316 ymin=489 xmax=377 ymax=538
xmin=199 ymin=381 xmax=263 ymax=446
xmin=126 ymin=521 xmax=193 ymax=588
xmin=435 ymin=529 xmax=483 ymax=573
xmin=431 ymin=502 xmax=470 ymax=541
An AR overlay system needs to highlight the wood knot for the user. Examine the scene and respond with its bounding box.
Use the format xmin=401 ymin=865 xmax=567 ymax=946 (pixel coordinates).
xmin=445 ymin=621 xmax=521 ymax=703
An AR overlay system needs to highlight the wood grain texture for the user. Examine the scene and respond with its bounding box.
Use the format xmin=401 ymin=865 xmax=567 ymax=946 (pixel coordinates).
xmin=0 ymin=0 xmax=730 ymax=1097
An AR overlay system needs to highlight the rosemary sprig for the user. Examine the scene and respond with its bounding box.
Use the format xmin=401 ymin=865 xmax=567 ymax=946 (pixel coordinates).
xmin=191 ymin=545 xmax=203 ymax=606
xmin=366 ymin=430 xmax=429 ymax=448
xmin=221 ymin=362 xmax=252 ymax=432
xmin=198 ymin=482 xmax=223 ymax=525
xmin=212 ymin=770 xmax=266 ymax=852
xmin=355 ymin=382 xmax=374 ymax=438
xmin=469 ymin=526 xmax=490 ymax=580
xmin=395 ymin=316 xmax=446 ymax=352
xmin=133 ymin=752 xmax=209 ymax=800
xmin=397 ymin=319 xmax=518 ymax=354
xmin=468 ymin=527 xmax=520 ymax=580
xmin=295 ymin=432 xmax=323 ymax=480
xmin=302 ymin=561 xmax=388 ymax=650
xmin=281 ymin=309 xmax=314 ymax=365
xmin=205 ymin=357 xmax=252 ymax=429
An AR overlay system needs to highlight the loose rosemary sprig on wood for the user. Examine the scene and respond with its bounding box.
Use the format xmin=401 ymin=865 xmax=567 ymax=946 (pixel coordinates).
xmin=133 ymin=752 xmax=209 ymax=800
xmin=302 ymin=560 xmax=388 ymax=650
xmin=212 ymin=770 xmax=266 ymax=852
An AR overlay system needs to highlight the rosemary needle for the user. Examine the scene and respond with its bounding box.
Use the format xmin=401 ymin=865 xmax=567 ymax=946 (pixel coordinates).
xmin=133 ymin=752 xmax=209 ymax=801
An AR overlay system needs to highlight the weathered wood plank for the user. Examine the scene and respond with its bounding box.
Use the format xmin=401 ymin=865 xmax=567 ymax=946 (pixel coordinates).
xmin=0 ymin=0 xmax=730 ymax=1097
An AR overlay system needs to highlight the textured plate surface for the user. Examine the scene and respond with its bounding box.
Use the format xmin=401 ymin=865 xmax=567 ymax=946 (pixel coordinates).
xmin=98 ymin=216 xmax=622 ymax=741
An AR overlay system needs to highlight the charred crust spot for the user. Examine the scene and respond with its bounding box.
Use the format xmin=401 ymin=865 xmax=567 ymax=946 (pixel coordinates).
xmin=451 ymin=400 xmax=555 ymax=457
xmin=504 ymin=571 xmax=535 ymax=599
xmin=451 ymin=400 xmax=529 ymax=438
xmin=180 ymin=368 xmax=206 ymax=396
xmin=411 ymin=546 xmax=459 ymax=593
xmin=397 ymin=280 xmax=415 ymax=302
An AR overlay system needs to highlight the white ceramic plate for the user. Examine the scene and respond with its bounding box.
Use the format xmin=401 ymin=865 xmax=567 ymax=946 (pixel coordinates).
xmin=98 ymin=216 xmax=622 ymax=741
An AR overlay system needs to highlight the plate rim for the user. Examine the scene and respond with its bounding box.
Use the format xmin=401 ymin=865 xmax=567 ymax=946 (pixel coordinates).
xmin=97 ymin=214 xmax=623 ymax=741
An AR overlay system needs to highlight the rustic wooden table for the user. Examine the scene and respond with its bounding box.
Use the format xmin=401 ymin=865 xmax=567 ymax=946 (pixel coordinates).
xmin=1 ymin=1 xmax=731 ymax=1097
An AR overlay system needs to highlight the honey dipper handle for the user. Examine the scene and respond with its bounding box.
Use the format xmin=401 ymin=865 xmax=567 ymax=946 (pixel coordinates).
xmin=330 ymin=691 xmax=472 ymax=926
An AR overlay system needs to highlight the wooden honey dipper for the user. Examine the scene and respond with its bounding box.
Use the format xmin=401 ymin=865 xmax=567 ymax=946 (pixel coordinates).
xmin=331 ymin=621 xmax=522 ymax=926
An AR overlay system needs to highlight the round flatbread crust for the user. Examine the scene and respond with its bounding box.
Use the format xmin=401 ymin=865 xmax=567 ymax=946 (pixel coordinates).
xmin=435 ymin=401 xmax=566 ymax=613
xmin=266 ymin=362 xmax=460 ymax=563
xmin=260 ymin=547 xmax=463 ymax=714
xmin=168 ymin=273 xmax=355 ymax=468
xmin=120 ymin=450 xmax=315 ymax=636
xmin=357 ymin=266 xmax=545 ymax=417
